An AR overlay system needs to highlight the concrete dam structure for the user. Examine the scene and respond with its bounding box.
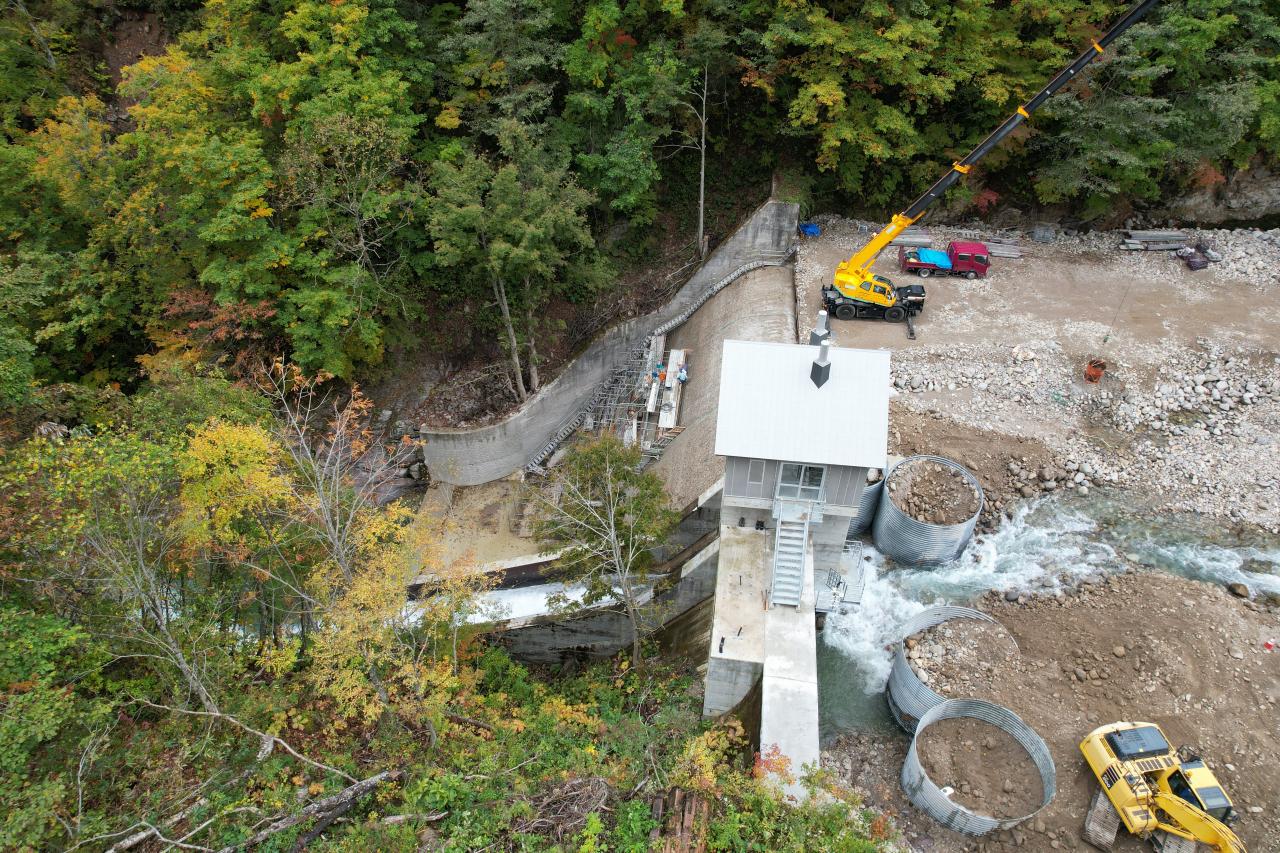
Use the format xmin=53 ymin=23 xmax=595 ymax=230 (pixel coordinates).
xmin=420 ymin=200 xmax=800 ymax=486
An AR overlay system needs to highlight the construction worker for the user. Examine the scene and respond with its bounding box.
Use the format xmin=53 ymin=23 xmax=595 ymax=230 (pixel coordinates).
xmin=677 ymin=366 xmax=688 ymax=384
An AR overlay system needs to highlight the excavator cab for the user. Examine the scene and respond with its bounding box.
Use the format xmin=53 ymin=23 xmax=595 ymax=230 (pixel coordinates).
xmin=1173 ymin=759 xmax=1237 ymax=824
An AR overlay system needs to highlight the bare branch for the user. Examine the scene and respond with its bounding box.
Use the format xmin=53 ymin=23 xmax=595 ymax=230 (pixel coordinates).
xmin=138 ymin=700 xmax=356 ymax=784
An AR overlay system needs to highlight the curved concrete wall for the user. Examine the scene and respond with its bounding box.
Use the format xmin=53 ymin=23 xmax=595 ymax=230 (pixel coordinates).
xmin=422 ymin=200 xmax=800 ymax=486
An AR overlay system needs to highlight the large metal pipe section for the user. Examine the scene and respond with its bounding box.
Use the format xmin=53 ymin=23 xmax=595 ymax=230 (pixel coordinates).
xmin=847 ymin=475 xmax=882 ymax=537
xmin=901 ymin=698 xmax=1056 ymax=835
xmin=885 ymin=605 xmax=1002 ymax=732
xmin=872 ymin=455 xmax=983 ymax=565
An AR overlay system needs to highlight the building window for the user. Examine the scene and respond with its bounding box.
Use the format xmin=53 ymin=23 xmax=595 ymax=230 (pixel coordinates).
xmin=747 ymin=459 xmax=765 ymax=485
xmin=777 ymin=463 xmax=824 ymax=501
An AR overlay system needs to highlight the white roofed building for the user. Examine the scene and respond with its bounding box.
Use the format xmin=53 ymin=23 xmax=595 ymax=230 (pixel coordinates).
xmin=714 ymin=338 xmax=889 ymax=522
xmin=702 ymin=332 xmax=893 ymax=799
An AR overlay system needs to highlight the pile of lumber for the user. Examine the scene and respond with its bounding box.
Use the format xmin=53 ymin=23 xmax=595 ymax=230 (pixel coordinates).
xmin=889 ymin=226 xmax=932 ymax=247
xmin=1120 ymin=229 xmax=1189 ymax=251
xmin=955 ymin=228 xmax=1025 ymax=258
xmin=985 ymin=235 xmax=1024 ymax=259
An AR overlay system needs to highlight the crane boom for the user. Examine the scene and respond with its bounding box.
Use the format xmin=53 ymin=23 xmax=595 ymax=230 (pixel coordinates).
xmin=831 ymin=0 xmax=1163 ymax=299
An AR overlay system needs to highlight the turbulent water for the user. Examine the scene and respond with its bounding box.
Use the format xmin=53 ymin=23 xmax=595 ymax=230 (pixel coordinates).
xmin=818 ymin=492 xmax=1280 ymax=738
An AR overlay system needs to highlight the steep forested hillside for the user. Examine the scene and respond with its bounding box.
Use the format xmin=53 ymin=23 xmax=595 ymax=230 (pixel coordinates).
xmin=0 ymin=2 xmax=1276 ymax=849
xmin=1 ymin=0 xmax=1275 ymax=395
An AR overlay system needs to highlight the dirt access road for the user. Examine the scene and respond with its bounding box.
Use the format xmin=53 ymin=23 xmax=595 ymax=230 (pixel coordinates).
xmin=796 ymin=218 xmax=1280 ymax=530
xmin=796 ymin=220 xmax=1280 ymax=360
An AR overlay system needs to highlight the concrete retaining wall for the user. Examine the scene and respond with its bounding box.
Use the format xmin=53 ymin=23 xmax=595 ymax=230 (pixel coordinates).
xmin=422 ymin=200 xmax=800 ymax=486
xmin=496 ymin=541 xmax=720 ymax=666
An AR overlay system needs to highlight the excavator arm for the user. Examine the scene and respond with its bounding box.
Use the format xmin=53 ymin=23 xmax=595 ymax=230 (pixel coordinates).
xmin=831 ymin=0 xmax=1164 ymax=299
xmin=1152 ymin=790 xmax=1247 ymax=853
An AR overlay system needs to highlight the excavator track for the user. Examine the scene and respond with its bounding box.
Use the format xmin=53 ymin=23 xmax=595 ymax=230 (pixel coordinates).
xmin=1151 ymin=831 xmax=1201 ymax=853
xmin=1083 ymin=785 xmax=1120 ymax=850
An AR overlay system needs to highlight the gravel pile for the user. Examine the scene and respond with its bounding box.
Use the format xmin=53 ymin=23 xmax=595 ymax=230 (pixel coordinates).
xmin=906 ymin=620 xmax=1020 ymax=697
xmin=917 ymin=717 xmax=1045 ymax=819
xmin=887 ymin=459 xmax=982 ymax=525
xmin=888 ymin=339 xmax=1280 ymax=531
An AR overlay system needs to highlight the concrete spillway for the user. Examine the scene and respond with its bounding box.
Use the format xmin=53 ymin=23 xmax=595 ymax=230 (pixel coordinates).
xmin=651 ymin=265 xmax=798 ymax=507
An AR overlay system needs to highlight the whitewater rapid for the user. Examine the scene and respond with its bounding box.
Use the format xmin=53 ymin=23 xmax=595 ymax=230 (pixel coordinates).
xmin=822 ymin=495 xmax=1280 ymax=701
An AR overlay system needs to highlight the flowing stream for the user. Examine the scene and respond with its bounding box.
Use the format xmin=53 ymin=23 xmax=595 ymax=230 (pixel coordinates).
xmin=818 ymin=492 xmax=1280 ymax=740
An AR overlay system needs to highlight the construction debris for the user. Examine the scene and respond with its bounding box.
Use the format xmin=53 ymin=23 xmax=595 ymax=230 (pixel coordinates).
xmin=1120 ymin=229 xmax=1190 ymax=251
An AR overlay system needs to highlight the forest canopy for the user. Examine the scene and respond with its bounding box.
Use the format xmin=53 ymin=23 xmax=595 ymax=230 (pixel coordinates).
xmin=0 ymin=1 xmax=1277 ymax=848
xmin=0 ymin=0 xmax=1275 ymax=392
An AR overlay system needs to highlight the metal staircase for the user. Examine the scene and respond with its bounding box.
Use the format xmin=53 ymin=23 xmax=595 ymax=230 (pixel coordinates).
xmin=771 ymin=510 xmax=809 ymax=607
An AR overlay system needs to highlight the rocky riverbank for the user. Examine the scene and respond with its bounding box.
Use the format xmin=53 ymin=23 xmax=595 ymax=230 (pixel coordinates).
xmin=889 ymin=340 xmax=1280 ymax=532
xmin=822 ymin=569 xmax=1280 ymax=853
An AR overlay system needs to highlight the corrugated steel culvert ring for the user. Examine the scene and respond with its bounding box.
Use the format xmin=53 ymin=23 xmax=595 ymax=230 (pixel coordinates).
xmin=901 ymin=698 xmax=1056 ymax=835
xmin=848 ymin=476 xmax=883 ymax=536
xmin=885 ymin=606 xmax=1010 ymax=733
xmin=872 ymin=455 xmax=983 ymax=565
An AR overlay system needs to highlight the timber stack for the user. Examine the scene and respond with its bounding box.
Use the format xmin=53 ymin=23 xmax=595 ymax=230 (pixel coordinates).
xmin=1120 ymin=228 xmax=1189 ymax=251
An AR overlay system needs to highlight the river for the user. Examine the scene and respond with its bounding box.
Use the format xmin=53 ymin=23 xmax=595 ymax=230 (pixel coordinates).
xmin=818 ymin=492 xmax=1280 ymax=740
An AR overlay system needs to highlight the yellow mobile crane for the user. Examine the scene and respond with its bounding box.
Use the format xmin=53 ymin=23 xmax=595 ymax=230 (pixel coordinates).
xmin=822 ymin=0 xmax=1165 ymax=323
xmin=1080 ymin=722 xmax=1246 ymax=852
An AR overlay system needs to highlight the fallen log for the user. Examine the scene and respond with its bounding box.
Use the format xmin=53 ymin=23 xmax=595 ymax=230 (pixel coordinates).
xmin=218 ymin=770 xmax=403 ymax=853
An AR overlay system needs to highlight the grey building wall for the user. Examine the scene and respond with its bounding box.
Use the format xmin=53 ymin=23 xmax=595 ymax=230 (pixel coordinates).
xmin=422 ymin=200 xmax=800 ymax=486
xmin=723 ymin=457 xmax=866 ymax=510
xmin=724 ymin=456 xmax=781 ymax=501
xmin=825 ymin=464 xmax=868 ymax=509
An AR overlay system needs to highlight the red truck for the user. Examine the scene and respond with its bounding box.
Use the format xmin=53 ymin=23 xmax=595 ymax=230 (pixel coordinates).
xmin=898 ymin=241 xmax=990 ymax=279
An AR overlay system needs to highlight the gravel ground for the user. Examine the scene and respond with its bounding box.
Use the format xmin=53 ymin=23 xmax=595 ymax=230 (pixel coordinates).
xmin=796 ymin=216 xmax=1280 ymax=533
xmin=887 ymin=458 xmax=983 ymax=525
xmin=822 ymin=570 xmax=1280 ymax=853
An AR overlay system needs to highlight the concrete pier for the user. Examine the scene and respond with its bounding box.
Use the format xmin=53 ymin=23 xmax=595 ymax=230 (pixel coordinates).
xmin=702 ymin=526 xmax=767 ymax=718
xmin=760 ymin=546 xmax=821 ymax=800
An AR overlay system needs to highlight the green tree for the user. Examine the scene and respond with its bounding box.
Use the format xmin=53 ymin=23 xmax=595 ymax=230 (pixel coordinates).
xmin=0 ymin=608 xmax=110 ymax=851
xmin=428 ymin=135 xmax=599 ymax=400
xmin=437 ymin=0 xmax=562 ymax=136
xmin=533 ymin=434 xmax=679 ymax=669
xmin=1032 ymin=0 xmax=1280 ymax=215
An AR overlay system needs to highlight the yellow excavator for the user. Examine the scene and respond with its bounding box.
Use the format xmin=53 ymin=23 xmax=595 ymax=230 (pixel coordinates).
xmin=822 ymin=0 xmax=1164 ymax=324
xmin=1080 ymin=722 xmax=1246 ymax=852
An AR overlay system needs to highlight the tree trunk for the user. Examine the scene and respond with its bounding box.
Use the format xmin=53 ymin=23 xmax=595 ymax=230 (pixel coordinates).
xmin=696 ymin=66 xmax=708 ymax=259
xmin=525 ymin=291 xmax=540 ymax=393
xmin=615 ymin=552 xmax=644 ymax=671
xmin=493 ymin=278 xmax=527 ymax=401
xmin=215 ymin=770 xmax=403 ymax=853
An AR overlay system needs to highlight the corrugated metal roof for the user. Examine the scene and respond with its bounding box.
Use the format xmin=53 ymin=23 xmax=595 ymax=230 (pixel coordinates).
xmin=714 ymin=339 xmax=889 ymax=469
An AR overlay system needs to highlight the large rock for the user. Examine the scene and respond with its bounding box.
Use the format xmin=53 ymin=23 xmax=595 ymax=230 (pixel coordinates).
xmin=1164 ymin=165 xmax=1280 ymax=225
